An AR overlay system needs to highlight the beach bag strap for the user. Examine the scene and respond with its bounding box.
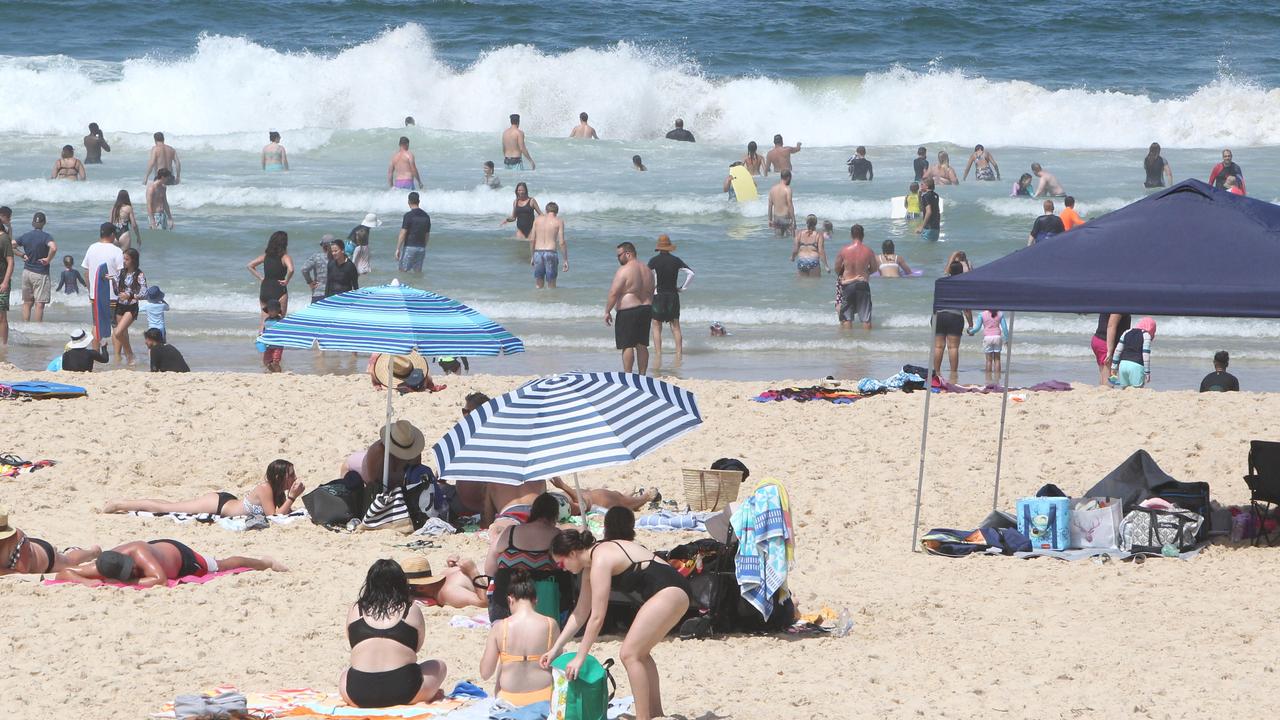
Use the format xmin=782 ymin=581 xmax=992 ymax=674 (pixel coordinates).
xmin=602 ymin=658 xmax=618 ymax=703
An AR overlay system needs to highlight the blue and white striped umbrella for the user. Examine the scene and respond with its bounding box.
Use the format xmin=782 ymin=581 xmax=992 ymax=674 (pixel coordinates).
xmin=256 ymin=280 xmax=523 ymax=356
xmin=433 ymin=372 xmax=702 ymax=485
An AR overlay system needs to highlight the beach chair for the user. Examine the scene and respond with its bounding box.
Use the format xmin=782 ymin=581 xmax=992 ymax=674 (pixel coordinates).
xmin=1244 ymin=441 xmax=1280 ymax=546
xmin=682 ymin=468 xmax=744 ymax=512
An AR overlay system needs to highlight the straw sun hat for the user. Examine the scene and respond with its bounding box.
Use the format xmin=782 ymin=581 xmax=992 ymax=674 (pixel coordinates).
xmin=398 ymin=555 xmax=445 ymax=586
xmin=384 ymin=420 xmax=426 ymax=460
xmin=0 ymin=506 xmax=15 ymax=540
xmin=371 ymin=352 xmax=430 ymax=386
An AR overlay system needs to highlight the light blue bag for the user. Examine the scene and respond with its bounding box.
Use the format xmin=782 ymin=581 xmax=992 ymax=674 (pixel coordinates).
xmin=1017 ymin=497 xmax=1071 ymax=550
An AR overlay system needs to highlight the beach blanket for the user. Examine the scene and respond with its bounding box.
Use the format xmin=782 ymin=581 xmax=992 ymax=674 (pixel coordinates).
xmin=0 ymin=455 xmax=56 ymax=478
xmin=932 ymin=378 xmax=1073 ymax=393
xmin=125 ymin=509 xmax=308 ymax=532
xmin=45 ymin=566 xmax=252 ymax=590
xmin=730 ymin=478 xmax=795 ymax=620
xmin=636 ymin=510 xmax=715 ymax=532
xmin=752 ymin=386 xmax=860 ymax=403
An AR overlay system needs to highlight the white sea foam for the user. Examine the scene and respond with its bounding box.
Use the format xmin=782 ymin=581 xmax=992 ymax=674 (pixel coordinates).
xmin=3 ymin=26 xmax=1280 ymax=147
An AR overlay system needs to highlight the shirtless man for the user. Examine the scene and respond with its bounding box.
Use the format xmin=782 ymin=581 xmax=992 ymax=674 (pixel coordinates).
xmin=742 ymin=141 xmax=765 ymax=175
xmin=605 ymin=241 xmax=655 ymax=374
xmin=764 ymin=134 xmax=801 ymax=176
xmin=142 ymin=132 xmax=180 ymax=185
xmin=83 ymin=123 xmax=110 ymax=164
xmin=387 ymin=137 xmax=422 ymax=190
xmin=1031 ymin=162 xmax=1065 ymax=196
xmin=528 ymin=201 xmax=567 ymax=289
xmin=54 ymin=538 xmax=285 ymax=588
xmin=502 ymin=114 xmax=536 ymax=171
xmin=0 ymin=507 xmax=100 ymax=576
xmin=834 ymin=224 xmax=879 ymax=330
xmin=962 ymin=144 xmax=1000 ymax=181
xmin=767 ymin=171 xmax=795 ymax=237
xmin=569 ymin=112 xmax=598 ymax=139
xmin=147 ymin=170 xmax=175 ymax=229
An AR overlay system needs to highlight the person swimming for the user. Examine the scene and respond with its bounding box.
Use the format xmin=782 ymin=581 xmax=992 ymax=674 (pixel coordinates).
xmin=876 ymin=239 xmax=912 ymax=278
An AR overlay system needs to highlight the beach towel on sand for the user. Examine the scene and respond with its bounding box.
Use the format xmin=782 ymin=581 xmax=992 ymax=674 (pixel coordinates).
xmin=730 ymin=479 xmax=795 ymax=620
xmin=0 ymin=456 xmax=56 ymax=478
xmin=125 ymin=509 xmax=308 ymax=532
xmin=44 ymin=567 xmax=252 ymax=590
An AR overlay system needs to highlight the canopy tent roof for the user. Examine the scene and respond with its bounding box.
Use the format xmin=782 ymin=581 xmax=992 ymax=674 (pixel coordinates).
xmin=933 ymin=179 xmax=1280 ymax=318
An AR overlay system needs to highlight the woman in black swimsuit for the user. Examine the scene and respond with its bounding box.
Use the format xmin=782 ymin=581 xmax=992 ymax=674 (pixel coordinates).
xmin=341 ymin=559 xmax=448 ymax=708
xmin=247 ymin=230 xmax=294 ymax=323
xmin=542 ymin=530 xmax=690 ymax=720
xmin=500 ymin=182 xmax=541 ymax=240
xmin=0 ymin=522 xmax=100 ymax=576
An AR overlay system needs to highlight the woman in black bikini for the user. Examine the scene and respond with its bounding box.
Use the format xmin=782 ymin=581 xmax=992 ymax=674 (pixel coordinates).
xmin=542 ymin=530 xmax=691 ymax=720
xmin=500 ymin=182 xmax=541 ymax=240
xmin=101 ymin=459 xmax=304 ymax=517
xmin=112 ymin=248 xmax=146 ymax=364
xmin=341 ymin=559 xmax=448 ymax=708
xmin=247 ymin=230 xmax=294 ymax=323
xmin=0 ymin=508 xmax=101 ymax=576
xmin=50 ymin=145 xmax=86 ymax=181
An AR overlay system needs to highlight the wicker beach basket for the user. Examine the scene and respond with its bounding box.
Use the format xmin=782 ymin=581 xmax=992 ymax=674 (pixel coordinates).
xmin=682 ymin=468 xmax=744 ymax=512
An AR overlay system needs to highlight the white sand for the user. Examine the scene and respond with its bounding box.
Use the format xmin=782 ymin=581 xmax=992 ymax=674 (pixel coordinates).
xmin=2 ymin=368 xmax=1277 ymax=719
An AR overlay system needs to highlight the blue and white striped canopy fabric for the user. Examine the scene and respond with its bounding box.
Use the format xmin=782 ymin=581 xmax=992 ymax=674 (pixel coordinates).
xmin=433 ymin=372 xmax=702 ymax=485
xmin=255 ymin=281 xmax=524 ymax=356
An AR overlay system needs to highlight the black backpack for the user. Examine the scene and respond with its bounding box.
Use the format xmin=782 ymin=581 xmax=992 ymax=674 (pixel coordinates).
xmin=302 ymin=473 xmax=365 ymax=526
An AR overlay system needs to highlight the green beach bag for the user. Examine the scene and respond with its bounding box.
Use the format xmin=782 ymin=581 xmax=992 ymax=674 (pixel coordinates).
xmin=533 ymin=576 xmax=562 ymax=621
xmin=549 ymin=652 xmax=616 ymax=720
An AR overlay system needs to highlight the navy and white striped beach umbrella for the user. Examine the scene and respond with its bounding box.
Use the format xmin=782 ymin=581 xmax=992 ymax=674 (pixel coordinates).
xmin=256 ymin=280 xmax=523 ymax=356
xmin=433 ymin=372 xmax=702 ymax=485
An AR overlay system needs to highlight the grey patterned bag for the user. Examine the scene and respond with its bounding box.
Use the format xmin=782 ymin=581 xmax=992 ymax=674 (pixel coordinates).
xmin=1120 ymin=505 xmax=1203 ymax=554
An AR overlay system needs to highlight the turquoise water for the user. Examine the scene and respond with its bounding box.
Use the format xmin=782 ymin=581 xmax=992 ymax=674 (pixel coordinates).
xmin=2 ymin=2 xmax=1279 ymax=387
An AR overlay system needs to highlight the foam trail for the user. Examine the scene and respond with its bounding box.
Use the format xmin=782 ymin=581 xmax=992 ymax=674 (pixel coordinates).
xmin=3 ymin=26 xmax=1280 ymax=147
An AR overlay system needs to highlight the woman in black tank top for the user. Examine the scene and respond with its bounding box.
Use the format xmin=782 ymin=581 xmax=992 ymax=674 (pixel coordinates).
xmin=546 ymin=530 xmax=690 ymax=720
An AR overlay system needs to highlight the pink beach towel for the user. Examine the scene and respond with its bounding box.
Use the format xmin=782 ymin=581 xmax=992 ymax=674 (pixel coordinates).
xmin=43 ymin=567 xmax=253 ymax=590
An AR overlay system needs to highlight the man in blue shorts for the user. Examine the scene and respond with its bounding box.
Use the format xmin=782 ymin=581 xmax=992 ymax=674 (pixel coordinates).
xmin=916 ymin=179 xmax=941 ymax=241
xmin=528 ymin=202 xmax=567 ymax=289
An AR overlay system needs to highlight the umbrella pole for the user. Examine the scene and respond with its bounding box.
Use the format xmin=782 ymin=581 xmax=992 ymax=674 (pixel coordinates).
xmin=573 ymin=473 xmax=589 ymax=531
xmin=383 ymin=357 xmax=394 ymax=490
xmin=910 ymin=314 xmax=936 ymax=553
xmin=992 ymin=312 xmax=1016 ymax=511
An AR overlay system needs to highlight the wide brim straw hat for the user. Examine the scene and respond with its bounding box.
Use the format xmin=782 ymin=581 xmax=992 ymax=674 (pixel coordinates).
xmin=385 ymin=420 xmax=426 ymax=460
xmin=371 ymin=352 xmax=430 ymax=385
xmin=0 ymin=506 xmax=15 ymax=540
xmin=399 ymin=555 xmax=445 ymax=585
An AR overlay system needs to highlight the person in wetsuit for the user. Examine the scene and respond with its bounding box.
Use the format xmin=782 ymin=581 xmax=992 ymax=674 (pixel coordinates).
xmin=340 ymin=559 xmax=448 ymax=708
xmin=1143 ymin=142 xmax=1173 ymax=188
xmin=543 ymin=530 xmax=690 ymax=720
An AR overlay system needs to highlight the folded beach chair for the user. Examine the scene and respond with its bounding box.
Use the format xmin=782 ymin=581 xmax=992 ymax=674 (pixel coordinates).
xmin=1245 ymin=440 xmax=1280 ymax=546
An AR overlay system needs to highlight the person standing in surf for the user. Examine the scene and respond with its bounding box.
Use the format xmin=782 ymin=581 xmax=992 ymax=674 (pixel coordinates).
xmin=742 ymin=141 xmax=764 ymax=175
xmin=1208 ymin=149 xmax=1244 ymax=193
xmin=528 ymin=202 xmax=567 ymax=289
xmin=262 ymin=131 xmax=289 ymax=172
xmin=146 ymin=170 xmax=175 ymax=229
xmin=0 ymin=207 xmax=12 ymax=346
xmin=913 ymin=146 xmax=929 ymax=181
xmin=387 ymin=137 xmax=422 ymax=190
xmin=962 ymin=144 xmax=1000 ymax=181
xmin=502 ymin=114 xmax=536 ymax=171
xmin=834 ymin=224 xmax=878 ymax=331
xmin=83 ymin=123 xmax=110 ymax=164
xmin=767 ymin=171 xmax=795 ymax=237
xmin=764 ymin=134 xmax=801 ymax=176
xmin=247 ymin=231 xmax=293 ymax=325
xmin=569 ymin=112 xmax=598 ymax=139
xmin=501 ymin=183 xmax=542 ymax=240
xmin=1143 ymin=143 xmax=1173 ymax=188
xmin=143 ymin=132 xmax=180 ymax=185
xmin=109 ymin=190 xmax=143 ymax=251
xmin=648 ymin=234 xmax=693 ymax=367
xmin=916 ymin=178 xmax=941 ymax=241
xmin=605 ymin=242 xmax=654 ymax=374
xmin=1031 ymin=162 xmax=1065 ymax=196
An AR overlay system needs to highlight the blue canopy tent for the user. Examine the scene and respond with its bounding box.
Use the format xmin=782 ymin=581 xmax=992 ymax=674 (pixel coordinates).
xmin=910 ymin=180 xmax=1280 ymax=548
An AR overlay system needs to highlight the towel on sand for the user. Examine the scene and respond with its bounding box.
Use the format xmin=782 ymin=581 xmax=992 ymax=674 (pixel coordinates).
xmin=731 ymin=479 xmax=795 ymax=620
xmin=152 ymin=686 xmax=465 ymax=718
xmin=45 ymin=567 xmax=252 ymax=590
xmin=636 ymin=510 xmax=715 ymax=532
xmin=125 ymin=509 xmax=308 ymax=532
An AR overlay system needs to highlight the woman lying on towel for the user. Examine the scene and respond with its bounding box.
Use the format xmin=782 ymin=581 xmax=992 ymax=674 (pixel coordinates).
xmin=101 ymin=459 xmax=305 ymax=517
xmin=341 ymin=559 xmax=449 ymax=708
xmin=399 ymin=555 xmax=489 ymax=609
xmin=480 ymin=566 xmax=557 ymax=707
xmin=0 ymin=506 xmax=101 ymax=575
xmin=549 ymin=476 xmax=658 ymax=515
xmin=53 ymin=538 xmax=286 ymax=587
xmin=542 ymin=530 xmax=691 ymax=720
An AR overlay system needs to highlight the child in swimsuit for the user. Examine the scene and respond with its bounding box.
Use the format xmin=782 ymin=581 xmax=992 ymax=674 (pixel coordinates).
xmin=480 ymin=566 xmax=557 ymax=707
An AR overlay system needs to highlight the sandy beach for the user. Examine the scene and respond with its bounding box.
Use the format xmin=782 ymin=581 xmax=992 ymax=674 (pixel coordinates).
xmin=2 ymin=367 xmax=1277 ymax=718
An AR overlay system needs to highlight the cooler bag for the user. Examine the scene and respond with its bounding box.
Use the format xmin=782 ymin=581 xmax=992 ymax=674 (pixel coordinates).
xmin=1120 ymin=506 xmax=1203 ymax=554
xmin=1069 ymin=498 xmax=1123 ymax=549
xmin=1017 ymin=496 xmax=1071 ymax=550
xmin=1150 ymin=480 xmax=1211 ymax=541
xmin=550 ymin=653 xmax=615 ymax=720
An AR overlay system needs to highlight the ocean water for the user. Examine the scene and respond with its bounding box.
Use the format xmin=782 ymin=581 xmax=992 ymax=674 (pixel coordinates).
xmin=2 ymin=1 xmax=1279 ymax=388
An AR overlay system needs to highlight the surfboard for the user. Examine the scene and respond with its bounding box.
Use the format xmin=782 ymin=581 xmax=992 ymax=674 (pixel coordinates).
xmin=729 ymin=166 xmax=758 ymax=203
xmin=890 ymin=195 xmax=943 ymax=220
xmin=91 ymin=263 xmax=111 ymax=346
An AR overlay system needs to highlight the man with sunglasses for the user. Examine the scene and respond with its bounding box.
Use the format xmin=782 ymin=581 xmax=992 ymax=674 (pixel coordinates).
xmin=605 ymin=241 xmax=655 ymax=374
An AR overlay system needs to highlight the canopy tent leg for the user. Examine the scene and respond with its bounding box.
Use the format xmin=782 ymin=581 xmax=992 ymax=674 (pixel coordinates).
xmin=991 ymin=312 xmax=1016 ymax=510
xmin=383 ymin=357 xmax=394 ymax=490
xmin=573 ymin=473 xmax=589 ymax=529
xmin=910 ymin=314 xmax=937 ymax=552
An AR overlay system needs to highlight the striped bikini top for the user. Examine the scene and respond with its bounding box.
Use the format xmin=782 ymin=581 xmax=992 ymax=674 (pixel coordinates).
xmin=497 ymin=526 xmax=557 ymax=573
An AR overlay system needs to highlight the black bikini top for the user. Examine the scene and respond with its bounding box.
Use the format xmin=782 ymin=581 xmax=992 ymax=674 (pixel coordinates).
xmin=347 ymin=605 xmax=418 ymax=650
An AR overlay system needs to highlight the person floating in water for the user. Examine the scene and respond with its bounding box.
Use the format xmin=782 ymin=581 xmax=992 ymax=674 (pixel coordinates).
xmin=262 ymin=131 xmax=289 ymax=172
xmin=632 ymin=155 xmax=646 ymax=172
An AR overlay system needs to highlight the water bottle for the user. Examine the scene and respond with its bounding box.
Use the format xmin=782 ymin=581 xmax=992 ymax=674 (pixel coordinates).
xmin=833 ymin=607 xmax=854 ymax=638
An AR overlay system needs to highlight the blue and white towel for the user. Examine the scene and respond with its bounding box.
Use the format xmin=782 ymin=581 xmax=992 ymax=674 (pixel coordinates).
xmin=730 ymin=484 xmax=791 ymax=620
xmin=635 ymin=510 xmax=715 ymax=532
xmin=125 ymin=510 xmax=307 ymax=532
